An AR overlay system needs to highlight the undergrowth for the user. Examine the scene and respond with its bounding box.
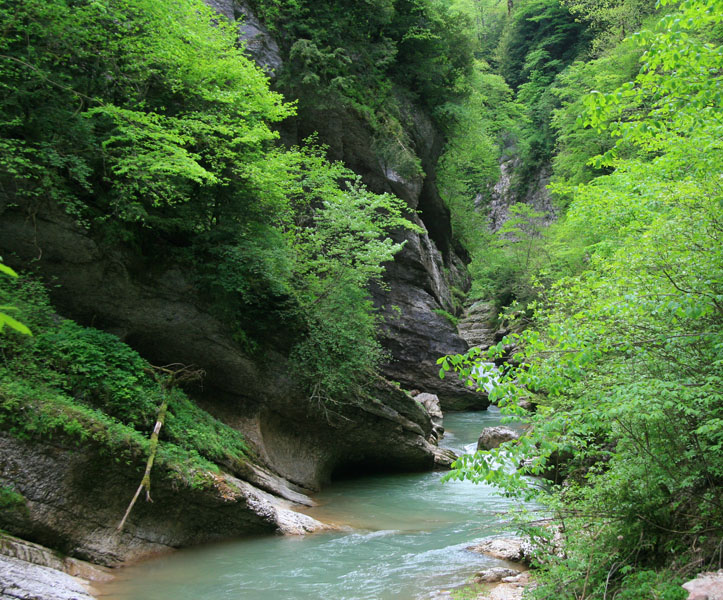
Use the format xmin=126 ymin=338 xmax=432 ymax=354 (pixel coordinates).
xmin=0 ymin=274 xmax=249 ymax=489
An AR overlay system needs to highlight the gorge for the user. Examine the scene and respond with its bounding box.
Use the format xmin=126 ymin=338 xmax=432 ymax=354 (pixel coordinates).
xmin=1 ymin=0 xmax=721 ymax=599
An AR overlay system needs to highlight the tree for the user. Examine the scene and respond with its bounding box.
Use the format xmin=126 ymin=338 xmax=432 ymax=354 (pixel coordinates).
xmin=440 ymin=0 xmax=723 ymax=595
xmin=0 ymin=261 xmax=31 ymax=335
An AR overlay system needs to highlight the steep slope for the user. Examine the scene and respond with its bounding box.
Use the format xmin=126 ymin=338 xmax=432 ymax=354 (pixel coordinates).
xmin=0 ymin=0 xmax=482 ymax=566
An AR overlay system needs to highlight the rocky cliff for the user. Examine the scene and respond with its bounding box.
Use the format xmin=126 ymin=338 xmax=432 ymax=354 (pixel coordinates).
xmin=0 ymin=0 xmax=484 ymax=567
xmin=275 ymin=57 xmax=484 ymax=412
xmin=211 ymin=0 xmax=483 ymax=408
xmin=0 ymin=178 xmax=460 ymax=564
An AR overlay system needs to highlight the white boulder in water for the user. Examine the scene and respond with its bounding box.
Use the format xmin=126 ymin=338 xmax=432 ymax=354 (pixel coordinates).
xmin=477 ymin=426 xmax=521 ymax=450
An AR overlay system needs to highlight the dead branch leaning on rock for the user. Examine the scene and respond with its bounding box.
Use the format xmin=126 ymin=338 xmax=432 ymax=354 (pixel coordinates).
xmin=116 ymin=364 xmax=205 ymax=533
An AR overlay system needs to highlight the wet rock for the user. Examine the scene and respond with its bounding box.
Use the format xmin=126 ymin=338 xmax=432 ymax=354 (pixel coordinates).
xmin=477 ymin=427 xmax=521 ymax=451
xmin=416 ymin=392 xmax=444 ymax=439
xmin=473 ymin=567 xmax=521 ymax=583
xmin=0 ymin=554 xmax=97 ymax=600
xmin=417 ymin=392 xmax=444 ymax=422
xmin=0 ymin=432 xmax=331 ymax=566
xmin=467 ymin=537 xmax=531 ymax=563
xmin=432 ymin=447 xmax=459 ymax=469
xmin=683 ymin=569 xmax=723 ymax=600
xmin=375 ymin=272 xmax=487 ymax=410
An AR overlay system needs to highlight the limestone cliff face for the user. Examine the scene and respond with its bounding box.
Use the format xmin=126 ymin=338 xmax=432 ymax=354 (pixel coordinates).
xmin=478 ymin=147 xmax=557 ymax=233
xmin=273 ymin=72 xmax=485 ymax=412
xmin=0 ymin=0 xmax=484 ymax=565
xmin=208 ymin=0 xmax=484 ymax=408
xmin=0 ymin=201 xmax=441 ymax=562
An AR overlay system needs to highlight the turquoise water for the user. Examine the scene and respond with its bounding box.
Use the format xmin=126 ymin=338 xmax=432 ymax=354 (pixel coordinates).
xmin=100 ymin=409 xmax=527 ymax=600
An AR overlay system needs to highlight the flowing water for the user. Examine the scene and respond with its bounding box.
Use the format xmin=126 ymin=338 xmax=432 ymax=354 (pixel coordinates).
xmin=100 ymin=409 xmax=529 ymax=600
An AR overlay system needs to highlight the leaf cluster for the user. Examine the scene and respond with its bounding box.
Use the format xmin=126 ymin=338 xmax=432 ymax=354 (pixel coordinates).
xmin=440 ymin=2 xmax=723 ymax=596
xmin=0 ymin=275 xmax=250 ymax=486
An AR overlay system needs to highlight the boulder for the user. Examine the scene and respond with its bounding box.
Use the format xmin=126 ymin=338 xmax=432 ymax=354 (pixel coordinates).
xmin=0 ymin=555 xmax=98 ymax=600
xmin=473 ymin=567 xmax=521 ymax=583
xmin=432 ymin=447 xmax=459 ymax=469
xmin=417 ymin=392 xmax=444 ymax=422
xmin=416 ymin=392 xmax=444 ymax=439
xmin=683 ymin=569 xmax=723 ymax=600
xmin=477 ymin=427 xmax=521 ymax=451
xmin=467 ymin=537 xmax=531 ymax=563
xmin=517 ymin=398 xmax=535 ymax=412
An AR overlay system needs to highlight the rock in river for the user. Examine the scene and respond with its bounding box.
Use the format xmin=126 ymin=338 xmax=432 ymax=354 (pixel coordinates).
xmin=477 ymin=426 xmax=521 ymax=451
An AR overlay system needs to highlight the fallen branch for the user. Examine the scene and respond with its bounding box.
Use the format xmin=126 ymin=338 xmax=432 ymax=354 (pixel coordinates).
xmin=116 ymin=363 xmax=204 ymax=533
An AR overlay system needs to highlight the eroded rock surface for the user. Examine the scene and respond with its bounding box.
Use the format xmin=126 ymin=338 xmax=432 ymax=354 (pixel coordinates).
xmin=0 ymin=555 xmax=97 ymax=600
xmin=0 ymin=433 xmax=330 ymax=566
xmin=483 ymin=571 xmax=534 ymax=600
xmin=281 ymin=90 xmax=484 ymax=410
xmin=202 ymin=1 xmax=282 ymax=75
xmin=473 ymin=567 xmax=522 ymax=583
xmin=416 ymin=392 xmax=444 ymax=439
xmin=0 ymin=534 xmax=112 ymax=583
xmin=467 ymin=537 xmax=531 ymax=563
xmin=458 ymin=302 xmax=499 ymax=350
xmin=482 ymin=154 xmax=556 ymax=234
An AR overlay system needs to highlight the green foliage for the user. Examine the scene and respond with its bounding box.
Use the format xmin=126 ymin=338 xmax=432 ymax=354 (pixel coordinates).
xmin=437 ymin=62 xmax=528 ymax=305
xmin=432 ymin=309 xmax=459 ymax=327
xmin=0 ymin=0 xmax=291 ymax=230
xmin=449 ymin=0 xmax=509 ymax=59
xmin=0 ymin=485 xmax=26 ymax=510
xmin=561 ymin=0 xmax=658 ymax=53
xmin=549 ymin=36 xmax=644 ymax=190
xmin=0 ymin=260 xmax=31 ymax=336
xmin=615 ymin=570 xmax=687 ymax=600
xmin=440 ymin=1 xmax=723 ymax=596
xmin=284 ymin=150 xmax=418 ymax=400
xmin=0 ymin=0 xmax=419 ymax=402
xmin=0 ymin=276 xmax=250 ymax=485
xmin=252 ymin=0 xmax=476 ymax=116
xmin=438 ymin=63 xmax=520 ymax=211
xmin=249 ymin=0 xmax=477 ymax=181
xmin=492 ymin=0 xmax=591 ymax=182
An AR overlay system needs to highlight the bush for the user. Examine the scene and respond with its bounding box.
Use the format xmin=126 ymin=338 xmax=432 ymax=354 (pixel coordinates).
xmin=0 ymin=276 xmax=249 ymax=484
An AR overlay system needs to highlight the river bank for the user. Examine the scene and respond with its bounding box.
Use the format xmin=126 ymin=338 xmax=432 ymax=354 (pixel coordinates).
xmin=93 ymin=410 xmax=533 ymax=600
xmin=0 ymin=533 xmax=112 ymax=600
xmin=0 ymin=410 xmax=537 ymax=600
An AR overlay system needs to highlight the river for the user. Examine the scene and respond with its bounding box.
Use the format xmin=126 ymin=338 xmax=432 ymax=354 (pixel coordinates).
xmin=99 ymin=409 xmax=528 ymax=600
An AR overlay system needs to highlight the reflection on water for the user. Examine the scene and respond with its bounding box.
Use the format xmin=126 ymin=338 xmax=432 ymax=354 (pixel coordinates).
xmin=100 ymin=409 xmax=530 ymax=600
